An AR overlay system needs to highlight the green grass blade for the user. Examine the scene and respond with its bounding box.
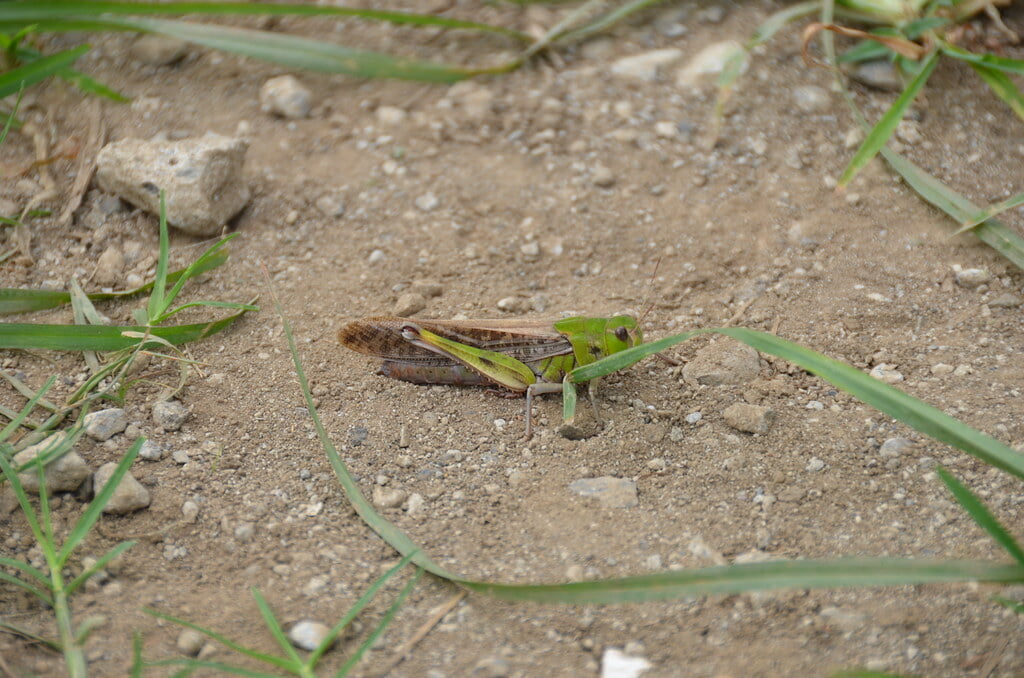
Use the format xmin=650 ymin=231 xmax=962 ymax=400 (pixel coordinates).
xmin=954 ymin=189 xmax=1024 ymax=234
xmin=880 ymin=148 xmax=1024 ymax=270
xmin=1 ymin=0 xmax=526 ymax=41
xmin=966 ymin=62 xmax=1024 ymax=122
xmin=0 ymin=450 xmax=47 ymax=549
xmin=0 ymin=308 xmax=251 ymax=351
xmin=65 ymin=540 xmax=136 ymax=595
xmin=21 ymin=14 xmax=485 ymax=82
xmin=0 ymin=567 xmax=53 ymax=604
xmin=0 ymin=85 xmax=23 ymax=144
xmin=0 ymin=44 xmax=89 ymax=98
xmin=561 ymin=377 xmax=577 ymax=423
xmin=461 ymin=558 xmax=1023 ymax=604
xmin=838 ymin=48 xmax=938 ymax=188
xmin=58 ymin=439 xmax=141 ymax=563
xmin=0 ymin=555 xmax=49 ymax=588
xmin=0 ymin=618 xmax=61 ymax=650
xmin=751 ymin=0 xmax=821 ymax=47
xmin=147 ymin=191 xmax=170 ymax=321
xmin=935 ymin=467 xmax=1024 ymax=566
xmin=60 ymin=66 xmax=130 ymax=102
xmin=156 ymin=234 xmax=237 ymax=320
xmin=309 ymin=552 xmax=416 ymax=666
xmin=570 ymin=330 xmax=703 ymax=382
xmin=249 ymin=588 xmax=302 ymax=668
xmin=0 ymin=247 xmax=230 ymax=315
xmin=940 ymin=41 xmax=1024 ymax=75
xmin=0 ymin=375 xmax=56 ymax=440
xmin=553 ymin=0 xmax=667 ymax=46
xmin=335 ymin=568 xmax=423 ymax=677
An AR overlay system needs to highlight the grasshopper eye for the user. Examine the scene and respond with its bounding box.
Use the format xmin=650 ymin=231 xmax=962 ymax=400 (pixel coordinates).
xmin=614 ymin=326 xmax=629 ymax=343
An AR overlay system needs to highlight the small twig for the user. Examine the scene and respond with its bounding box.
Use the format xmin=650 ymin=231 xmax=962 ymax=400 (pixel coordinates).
xmin=724 ymin=295 xmax=758 ymax=327
xmin=373 ymin=590 xmax=466 ymax=677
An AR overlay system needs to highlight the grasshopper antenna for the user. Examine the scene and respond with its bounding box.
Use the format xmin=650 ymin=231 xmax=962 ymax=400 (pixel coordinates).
xmin=638 ymin=256 xmax=681 ymax=366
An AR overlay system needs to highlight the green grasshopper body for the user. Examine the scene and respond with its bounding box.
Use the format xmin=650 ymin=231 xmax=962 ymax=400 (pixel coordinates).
xmin=337 ymin=315 xmax=643 ymax=438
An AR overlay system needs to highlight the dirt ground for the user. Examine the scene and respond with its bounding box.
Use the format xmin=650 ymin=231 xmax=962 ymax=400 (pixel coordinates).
xmin=2 ymin=2 xmax=1024 ymax=676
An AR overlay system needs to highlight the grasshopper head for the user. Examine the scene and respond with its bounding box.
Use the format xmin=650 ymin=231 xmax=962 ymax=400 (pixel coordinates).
xmin=604 ymin=316 xmax=643 ymax=355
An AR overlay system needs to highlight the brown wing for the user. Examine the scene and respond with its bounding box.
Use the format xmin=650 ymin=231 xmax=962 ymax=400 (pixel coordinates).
xmin=337 ymin=316 xmax=572 ymax=365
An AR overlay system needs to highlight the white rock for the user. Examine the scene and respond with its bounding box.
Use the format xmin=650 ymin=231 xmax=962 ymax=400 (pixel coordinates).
xmin=601 ymin=647 xmax=652 ymax=678
xmin=288 ymin=621 xmax=331 ymax=651
xmin=676 ymin=40 xmax=745 ymax=87
xmin=415 ymin=192 xmax=440 ymax=212
xmin=610 ymin=48 xmax=683 ymax=81
xmin=95 ymin=134 xmax=250 ymax=237
xmin=375 ymin=105 xmax=406 ymax=125
xmin=84 ymin=408 xmax=129 ymax=441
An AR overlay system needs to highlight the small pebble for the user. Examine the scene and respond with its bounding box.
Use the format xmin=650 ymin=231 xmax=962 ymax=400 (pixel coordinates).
xmin=138 ymin=440 xmax=165 ymax=461
xmin=411 ymin=280 xmax=443 ymax=297
xmin=234 ymin=523 xmax=255 ymax=542
xmin=805 ymin=457 xmax=826 ymax=472
xmin=176 ymin=629 xmax=205 ymax=656
xmin=260 ymin=75 xmax=311 ymax=119
xmin=288 ymin=620 xmax=332 ymax=651
xmin=497 ymin=297 xmax=530 ymax=313
xmin=954 ymin=266 xmax=991 ymax=288
xmin=847 ymin=60 xmax=902 ymax=90
xmin=654 ymin=121 xmax=678 ymax=139
xmin=367 ymin=249 xmax=386 ymax=264
xmin=181 ymin=500 xmax=200 ymax=523
xmin=372 ymin=486 xmax=407 ymax=509
xmin=94 ymin=462 xmax=151 ymax=514
xmin=568 ymin=477 xmax=638 ymax=508
xmin=94 ymin=246 xmax=125 ymax=286
xmin=375 ymin=106 xmax=406 ymax=126
xmin=880 ymin=437 xmax=914 ymax=458
xmin=406 ymin=493 xmax=425 ymax=515
xmin=473 ymin=656 xmax=511 ymax=677
xmin=171 ymin=449 xmax=190 ymax=465
xmin=84 ymin=408 xmax=129 ymax=441
xmin=989 ymin=292 xmax=1021 ymax=308
xmin=610 ymin=48 xmax=683 ymax=81
xmin=930 ymin=363 xmax=954 ymax=376
xmin=591 ymin=165 xmax=616 ymax=188
xmin=869 ymin=364 xmax=904 ymax=384
xmin=676 ymin=40 xmax=744 ymax=87
xmin=393 ymin=292 xmax=427 ymax=316
xmin=722 ymin=403 xmax=774 ymax=434
xmin=153 ymin=399 xmax=190 ymax=432
xmin=601 ymin=647 xmax=652 ymax=678
xmin=13 ymin=433 xmax=90 ymax=494
xmin=315 ymin=194 xmax=345 ymax=218
xmin=131 ymin=35 xmax=188 ymax=66
xmin=415 ymin=192 xmax=440 ymax=212
xmin=792 ymin=85 xmax=831 ymax=114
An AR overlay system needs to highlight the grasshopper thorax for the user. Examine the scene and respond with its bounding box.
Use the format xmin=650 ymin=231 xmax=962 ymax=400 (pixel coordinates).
xmin=553 ymin=315 xmax=643 ymax=367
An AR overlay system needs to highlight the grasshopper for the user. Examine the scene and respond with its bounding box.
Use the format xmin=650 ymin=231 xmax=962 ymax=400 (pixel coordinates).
xmin=337 ymin=315 xmax=644 ymax=438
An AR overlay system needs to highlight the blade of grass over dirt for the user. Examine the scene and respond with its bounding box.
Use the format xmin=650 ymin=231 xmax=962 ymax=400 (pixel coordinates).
xmin=0 ymin=247 xmax=229 ymax=314
xmin=274 ymin=284 xmax=1024 ymax=604
xmin=880 ymin=148 xmax=1024 ymax=270
xmin=0 ymin=307 xmax=254 ymax=351
xmin=5 ymin=15 xmax=489 ymax=82
xmin=838 ymin=48 xmax=938 ymax=189
xmin=570 ymin=328 xmax=1024 ymax=479
xmin=0 ymin=44 xmax=90 ymax=98
xmin=1 ymin=0 xmax=528 ymax=42
xmin=967 ymin=63 xmax=1024 ymax=123
xmin=936 ymin=467 xmax=1024 ymax=566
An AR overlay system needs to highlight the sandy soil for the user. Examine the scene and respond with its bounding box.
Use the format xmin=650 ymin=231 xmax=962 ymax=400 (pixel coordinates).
xmin=2 ymin=2 xmax=1024 ymax=676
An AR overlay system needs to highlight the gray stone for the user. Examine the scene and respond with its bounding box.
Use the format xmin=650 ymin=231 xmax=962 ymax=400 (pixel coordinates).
xmin=96 ymin=133 xmax=250 ymax=237
xmin=722 ymin=403 xmax=774 ymax=434
xmin=847 ymin=60 xmax=902 ymax=91
xmin=683 ymin=340 xmax=761 ymax=386
xmin=569 ymin=477 xmax=638 ymax=508
xmin=288 ymin=620 xmax=331 ymax=651
xmin=138 ymin=440 xmax=165 ymax=461
xmin=94 ymin=462 xmax=151 ymax=514
xmin=989 ymin=292 xmax=1021 ymax=308
xmin=415 ymin=192 xmax=440 ymax=212
xmin=676 ymin=41 xmax=744 ymax=87
xmin=372 ymin=486 xmax=407 ymax=509
xmin=880 ymin=437 xmax=914 ymax=458
xmin=259 ymin=75 xmax=311 ymax=119
xmin=411 ymin=280 xmax=443 ymax=298
xmin=792 ymin=85 xmax=831 ymax=114
xmin=955 ymin=267 xmax=992 ymax=288
xmin=153 ymin=399 xmax=190 ymax=431
xmin=393 ymin=292 xmax=427 ymax=316
xmin=94 ymin=246 xmax=125 ymax=286
xmin=315 ymin=193 xmax=345 ymax=218
xmin=83 ymin=408 xmax=129 ymax=441
xmin=13 ymin=433 xmax=90 ymax=494
xmin=610 ymin=48 xmax=683 ymax=81
xmin=591 ymin=164 xmax=615 ymax=188
xmin=131 ymin=35 xmax=188 ymax=66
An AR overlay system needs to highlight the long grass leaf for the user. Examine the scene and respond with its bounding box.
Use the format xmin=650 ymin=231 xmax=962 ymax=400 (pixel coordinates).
xmin=0 ymin=308 xmax=251 ymax=351
xmin=838 ymin=48 xmax=938 ymax=188
xmin=992 ymin=595 xmax=1024 ymax=614
xmin=0 ymin=247 xmax=229 ymax=315
xmin=0 ymin=375 xmax=56 ymax=441
xmin=0 ymin=568 xmax=53 ymax=604
xmin=967 ymin=62 xmax=1024 ymax=122
xmin=0 ymin=555 xmax=49 ymax=588
xmin=0 ymin=44 xmax=89 ymax=98
xmin=58 ymin=439 xmax=141 ymax=563
xmin=1 ymin=0 xmax=526 ymax=41
xmin=0 ymin=618 xmax=61 ymax=650
xmin=954 ymin=189 xmax=1024 ymax=234
xmin=940 ymin=41 xmax=1024 ymax=75
xmin=880 ymin=148 xmax=1024 ymax=270
xmin=147 ymin=192 xmax=170 ymax=321
xmin=935 ymin=468 xmax=1024 ymax=565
